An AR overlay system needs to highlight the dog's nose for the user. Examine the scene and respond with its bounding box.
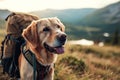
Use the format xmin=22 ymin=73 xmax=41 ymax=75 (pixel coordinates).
xmin=57 ymin=34 xmax=67 ymax=45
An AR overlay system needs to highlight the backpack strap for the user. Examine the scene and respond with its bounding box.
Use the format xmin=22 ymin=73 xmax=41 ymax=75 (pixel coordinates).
xmin=5 ymin=12 xmax=16 ymax=21
xmin=21 ymin=43 xmax=35 ymax=66
xmin=6 ymin=34 xmax=20 ymax=43
xmin=21 ymin=43 xmax=51 ymax=80
xmin=0 ymin=37 xmax=6 ymax=60
xmin=0 ymin=34 xmax=19 ymax=60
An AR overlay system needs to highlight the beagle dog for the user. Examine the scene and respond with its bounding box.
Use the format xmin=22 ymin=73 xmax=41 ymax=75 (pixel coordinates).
xmin=19 ymin=17 xmax=67 ymax=80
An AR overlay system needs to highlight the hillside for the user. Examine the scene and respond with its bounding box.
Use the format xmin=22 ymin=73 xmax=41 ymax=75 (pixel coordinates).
xmin=0 ymin=9 xmax=11 ymax=20
xmin=0 ymin=2 xmax=120 ymax=40
xmin=0 ymin=8 xmax=97 ymax=40
xmin=0 ymin=9 xmax=11 ymax=29
xmin=31 ymin=2 xmax=120 ymax=40
xmin=80 ymin=2 xmax=120 ymax=33
xmin=31 ymin=8 xmax=96 ymax=25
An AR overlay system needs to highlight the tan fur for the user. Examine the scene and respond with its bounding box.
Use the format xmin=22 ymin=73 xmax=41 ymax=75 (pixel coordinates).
xmin=19 ymin=17 xmax=66 ymax=80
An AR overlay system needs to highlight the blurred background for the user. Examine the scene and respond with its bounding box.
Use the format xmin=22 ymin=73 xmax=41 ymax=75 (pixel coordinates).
xmin=0 ymin=0 xmax=120 ymax=80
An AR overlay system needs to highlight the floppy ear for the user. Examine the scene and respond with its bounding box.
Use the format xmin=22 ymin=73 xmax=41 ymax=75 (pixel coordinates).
xmin=22 ymin=21 xmax=39 ymax=48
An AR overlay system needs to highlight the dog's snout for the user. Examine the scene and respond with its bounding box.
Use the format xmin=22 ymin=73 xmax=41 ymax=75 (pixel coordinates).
xmin=57 ymin=34 xmax=67 ymax=45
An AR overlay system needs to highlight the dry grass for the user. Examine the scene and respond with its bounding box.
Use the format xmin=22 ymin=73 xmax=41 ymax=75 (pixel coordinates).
xmin=0 ymin=38 xmax=120 ymax=80
xmin=54 ymin=43 xmax=120 ymax=80
xmin=0 ymin=29 xmax=5 ymax=43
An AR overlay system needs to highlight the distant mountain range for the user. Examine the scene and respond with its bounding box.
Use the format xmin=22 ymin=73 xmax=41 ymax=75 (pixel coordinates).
xmin=80 ymin=2 xmax=120 ymax=33
xmin=0 ymin=8 xmax=96 ymax=39
xmin=77 ymin=1 xmax=120 ymax=41
xmin=0 ymin=1 xmax=120 ymax=40
xmin=31 ymin=8 xmax=96 ymax=25
xmin=0 ymin=9 xmax=11 ymax=20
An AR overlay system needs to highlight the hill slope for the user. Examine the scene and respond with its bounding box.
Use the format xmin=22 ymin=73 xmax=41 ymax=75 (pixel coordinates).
xmin=80 ymin=2 xmax=120 ymax=32
xmin=0 ymin=9 xmax=11 ymax=20
xmin=0 ymin=2 xmax=120 ymax=40
xmin=31 ymin=8 xmax=96 ymax=25
xmin=0 ymin=8 xmax=96 ymax=39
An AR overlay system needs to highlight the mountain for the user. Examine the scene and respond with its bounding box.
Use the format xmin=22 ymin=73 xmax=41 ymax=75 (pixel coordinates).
xmin=80 ymin=2 xmax=120 ymax=33
xmin=0 ymin=8 xmax=96 ymax=39
xmin=31 ymin=8 xmax=96 ymax=25
xmin=0 ymin=3 xmax=120 ymax=41
xmin=0 ymin=9 xmax=11 ymax=20
xmin=0 ymin=9 xmax=11 ymax=28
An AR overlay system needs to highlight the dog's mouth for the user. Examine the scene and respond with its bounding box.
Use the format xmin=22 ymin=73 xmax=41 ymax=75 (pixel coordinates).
xmin=44 ymin=43 xmax=64 ymax=54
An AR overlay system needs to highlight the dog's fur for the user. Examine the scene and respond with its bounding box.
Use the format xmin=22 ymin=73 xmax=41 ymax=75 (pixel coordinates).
xmin=19 ymin=17 xmax=66 ymax=80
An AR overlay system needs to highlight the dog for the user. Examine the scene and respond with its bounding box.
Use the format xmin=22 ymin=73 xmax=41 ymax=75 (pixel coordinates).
xmin=19 ymin=17 xmax=67 ymax=80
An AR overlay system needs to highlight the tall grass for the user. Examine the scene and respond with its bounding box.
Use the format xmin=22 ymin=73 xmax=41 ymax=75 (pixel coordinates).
xmin=54 ymin=44 xmax=120 ymax=80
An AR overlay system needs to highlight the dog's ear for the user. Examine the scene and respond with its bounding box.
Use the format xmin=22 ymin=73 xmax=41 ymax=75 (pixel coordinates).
xmin=22 ymin=21 xmax=39 ymax=48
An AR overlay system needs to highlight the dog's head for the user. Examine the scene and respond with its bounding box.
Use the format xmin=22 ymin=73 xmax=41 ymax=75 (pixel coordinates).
xmin=22 ymin=17 xmax=67 ymax=54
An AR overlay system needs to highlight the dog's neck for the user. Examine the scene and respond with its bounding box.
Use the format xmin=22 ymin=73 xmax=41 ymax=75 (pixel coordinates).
xmin=26 ymin=42 xmax=58 ymax=66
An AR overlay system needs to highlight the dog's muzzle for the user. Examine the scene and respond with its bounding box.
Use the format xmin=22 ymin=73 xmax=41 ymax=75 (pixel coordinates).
xmin=57 ymin=34 xmax=67 ymax=45
xmin=44 ymin=34 xmax=67 ymax=54
xmin=44 ymin=43 xmax=64 ymax=54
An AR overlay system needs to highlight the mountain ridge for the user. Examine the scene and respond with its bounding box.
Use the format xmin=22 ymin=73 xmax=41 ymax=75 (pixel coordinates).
xmin=0 ymin=1 xmax=120 ymax=40
xmin=30 ymin=8 xmax=96 ymax=24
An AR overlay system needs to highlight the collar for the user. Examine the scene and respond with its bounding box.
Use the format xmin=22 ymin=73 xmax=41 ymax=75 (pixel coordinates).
xmin=21 ymin=43 xmax=51 ymax=80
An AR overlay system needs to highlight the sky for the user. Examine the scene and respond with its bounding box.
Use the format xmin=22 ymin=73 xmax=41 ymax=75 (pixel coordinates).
xmin=0 ymin=0 xmax=119 ymax=12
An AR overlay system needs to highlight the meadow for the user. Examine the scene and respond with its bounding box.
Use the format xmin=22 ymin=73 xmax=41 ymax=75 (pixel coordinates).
xmin=0 ymin=29 xmax=5 ymax=42
xmin=0 ymin=42 xmax=120 ymax=80
xmin=53 ymin=43 xmax=120 ymax=80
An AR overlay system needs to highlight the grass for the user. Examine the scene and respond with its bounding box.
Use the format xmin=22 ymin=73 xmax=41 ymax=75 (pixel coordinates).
xmin=0 ymin=29 xmax=5 ymax=43
xmin=0 ymin=28 xmax=120 ymax=80
xmin=54 ymin=44 xmax=120 ymax=80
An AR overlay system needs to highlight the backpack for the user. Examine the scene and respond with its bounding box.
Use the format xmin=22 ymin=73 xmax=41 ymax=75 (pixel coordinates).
xmin=0 ymin=12 xmax=39 ymax=78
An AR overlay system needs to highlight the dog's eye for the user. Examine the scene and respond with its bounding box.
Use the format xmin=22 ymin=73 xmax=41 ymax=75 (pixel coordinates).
xmin=56 ymin=25 xmax=60 ymax=29
xmin=56 ymin=25 xmax=62 ymax=31
xmin=43 ymin=27 xmax=50 ymax=32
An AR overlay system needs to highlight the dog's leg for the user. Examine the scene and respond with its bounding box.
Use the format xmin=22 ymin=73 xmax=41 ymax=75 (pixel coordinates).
xmin=19 ymin=54 xmax=34 ymax=80
xmin=44 ymin=66 xmax=54 ymax=80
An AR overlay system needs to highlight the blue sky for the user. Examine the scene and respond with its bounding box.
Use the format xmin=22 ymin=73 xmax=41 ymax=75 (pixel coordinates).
xmin=0 ymin=0 xmax=119 ymax=12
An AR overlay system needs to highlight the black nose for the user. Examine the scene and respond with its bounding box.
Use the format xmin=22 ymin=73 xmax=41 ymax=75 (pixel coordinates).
xmin=57 ymin=34 xmax=67 ymax=45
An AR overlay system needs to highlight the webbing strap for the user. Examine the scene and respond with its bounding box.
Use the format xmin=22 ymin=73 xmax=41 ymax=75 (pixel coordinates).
xmin=33 ymin=54 xmax=36 ymax=80
xmin=21 ymin=43 xmax=51 ymax=80
xmin=5 ymin=34 xmax=20 ymax=43
xmin=21 ymin=43 xmax=36 ymax=80
xmin=21 ymin=43 xmax=35 ymax=67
